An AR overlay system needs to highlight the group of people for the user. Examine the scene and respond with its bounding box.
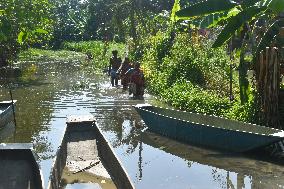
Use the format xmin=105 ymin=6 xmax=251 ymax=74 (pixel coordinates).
xmin=108 ymin=50 xmax=145 ymax=98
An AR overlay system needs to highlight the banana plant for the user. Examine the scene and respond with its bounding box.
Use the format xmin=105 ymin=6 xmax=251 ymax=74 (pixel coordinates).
xmin=175 ymin=0 xmax=284 ymax=105
xmin=176 ymin=0 xmax=284 ymax=52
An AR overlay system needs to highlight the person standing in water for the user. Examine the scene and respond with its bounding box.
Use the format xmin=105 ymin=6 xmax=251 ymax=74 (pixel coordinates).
xmin=118 ymin=57 xmax=132 ymax=91
xmin=108 ymin=50 xmax=122 ymax=87
xmin=129 ymin=62 xmax=145 ymax=98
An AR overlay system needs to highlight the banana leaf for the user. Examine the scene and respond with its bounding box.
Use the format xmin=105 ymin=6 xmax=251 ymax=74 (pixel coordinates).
xmin=255 ymin=19 xmax=284 ymax=57
xmin=212 ymin=6 xmax=266 ymax=48
xmin=176 ymin=0 xmax=238 ymax=18
xmin=199 ymin=13 xmax=224 ymax=28
xmin=171 ymin=0 xmax=181 ymax=22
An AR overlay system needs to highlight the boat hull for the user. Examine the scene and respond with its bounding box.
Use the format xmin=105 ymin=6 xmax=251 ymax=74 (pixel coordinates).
xmin=0 ymin=143 xmax=44 ymax=189
xmin=0 ymin=101 xmax=16 ymax=129
xmin=48 ymin=115 xmax=134 ymax=189
xmin=135 ymin=104 xmax=284 ymax=152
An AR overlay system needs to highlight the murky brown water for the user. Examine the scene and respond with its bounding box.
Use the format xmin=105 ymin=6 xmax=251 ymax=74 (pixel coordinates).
xmin=0 ymin=52 xmax=284 ymax=189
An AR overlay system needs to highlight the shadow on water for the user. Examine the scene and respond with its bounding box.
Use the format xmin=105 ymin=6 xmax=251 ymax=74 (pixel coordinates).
xmin=0 ymin=53 xmax=283 ymax=189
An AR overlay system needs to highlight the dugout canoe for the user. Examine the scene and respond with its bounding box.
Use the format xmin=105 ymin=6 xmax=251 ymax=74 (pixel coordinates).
xmin=134 ymin=104 xmax=284 ymax=152
xmin=0 ymin=100 xmax=16 ymax=129
xmin=48 ymin=115 xmax=134 ymax=189
xmin=0 ymin=143 xmax=44 ymax=189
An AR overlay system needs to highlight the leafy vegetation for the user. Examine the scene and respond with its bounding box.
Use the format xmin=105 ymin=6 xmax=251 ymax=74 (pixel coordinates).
xmin=3 ymin=0 xmax=283 ymax=127
xmin=0 ymin=0 xmax=53 ymax=67
xmin=62 ymin=41 xmax=125 ymax=70
xmin=138 ymin=31 xmax=257 ymax=122
xmin=174 ymin=0 xmax=284 ymax=127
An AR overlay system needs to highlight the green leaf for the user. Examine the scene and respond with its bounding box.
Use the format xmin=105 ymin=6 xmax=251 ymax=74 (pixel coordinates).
xmin=199 ymin=12 xmax=226 ymax=28
xmin=0 ymin=10 xmax=5 ymax=16
xmin=17 ymin=31 xmax=26 ymax=44
xmin=200 ymin=8 xmax=241 ymax=28
xmin=228 ymin=7 xmax=242 ymax=17
xmin=171 ymin=0 xmax=181 ymax=22
xmin=176 ymin=0 xmax=238 ymax=18
xmin=34 ymin=28 xmax=48 ymax=34
xmin=255 ymin=19 xmax=284 ymax=56
xmin=212 ymin=6 xmax=266 ymax=48
xmin=267 ymin=0 xmax=284 ymax=14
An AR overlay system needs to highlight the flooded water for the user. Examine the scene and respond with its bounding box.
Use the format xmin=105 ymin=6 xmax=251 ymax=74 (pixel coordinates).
xmin=0 ymin=52 xmax=283 ymax=189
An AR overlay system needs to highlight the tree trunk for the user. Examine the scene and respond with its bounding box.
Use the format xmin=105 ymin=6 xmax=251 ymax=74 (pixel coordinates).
xmin=257 ymin=47 xmax=281 ymax=128
xmin=279 ymin=27 xmax=284 ymax=129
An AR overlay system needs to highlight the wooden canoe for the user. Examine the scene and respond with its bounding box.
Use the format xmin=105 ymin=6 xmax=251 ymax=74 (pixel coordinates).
xmin=48 ymin=115 xmax=135 ymax=189
xmin=0 ymin=100 xmax=16 ymax=129
xmin=134 ymin=104 xmax=284 ymax=152
xmin=0 ymin=143 xmax=44 ymax=189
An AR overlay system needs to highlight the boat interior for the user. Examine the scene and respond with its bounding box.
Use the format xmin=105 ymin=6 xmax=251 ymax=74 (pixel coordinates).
xmin=0 ymin=144 xmax=43 ymax=189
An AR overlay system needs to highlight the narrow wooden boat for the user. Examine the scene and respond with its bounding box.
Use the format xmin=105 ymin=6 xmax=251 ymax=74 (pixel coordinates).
xmin=0 ymin=143 xmax=44 ymax=189
xmin=48 ymin=115 xmax=135 ymax=189
xmin=0 ymin=100 xmax=16 ymax=129
xmin=134 ymin=104 xmax=284 ymax=152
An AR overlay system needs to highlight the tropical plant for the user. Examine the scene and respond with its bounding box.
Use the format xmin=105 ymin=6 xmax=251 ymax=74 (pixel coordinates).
xmin=176 ymin=0 xmax=284 ymax=50
xmin=140 ymin=31 xmax=258 ymax=122
xmin=176 ymin=0 xmax=284 ymax=127
xmin=0 ymin=0 xmax=53 ymax=67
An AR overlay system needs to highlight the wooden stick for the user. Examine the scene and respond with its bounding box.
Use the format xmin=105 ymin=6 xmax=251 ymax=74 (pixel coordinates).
xmin=72 ymin=161 xmax=100 ymax=174
xmin=9 ymin=89 xmax=17 ymax=129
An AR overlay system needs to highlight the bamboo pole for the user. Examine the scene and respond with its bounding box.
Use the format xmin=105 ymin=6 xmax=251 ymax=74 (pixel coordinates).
xmin=4 ymin=69 xmax=17 ymax=139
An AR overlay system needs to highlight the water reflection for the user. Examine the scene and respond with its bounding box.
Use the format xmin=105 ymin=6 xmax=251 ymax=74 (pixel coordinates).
xmin=140 ymin=131 xmax=284 ymax=189
xmin=0 ymin=54 xmax=283 ymax=189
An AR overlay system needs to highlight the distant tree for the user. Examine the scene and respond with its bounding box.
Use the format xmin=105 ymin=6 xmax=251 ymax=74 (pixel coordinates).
xmin=85 ymin=0 xmax=175 ymax=42
xmin=50 ymin=0 xmax=89 ymax=48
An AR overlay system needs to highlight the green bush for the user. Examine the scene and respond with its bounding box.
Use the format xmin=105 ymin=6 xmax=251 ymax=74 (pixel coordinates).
xmin=136 ymin=31 xmax=256 ymax=123
xmin=161 ymin=80 xmax=231 ymax=116
xmin=225 ymin=94 xmax=257 ymax=123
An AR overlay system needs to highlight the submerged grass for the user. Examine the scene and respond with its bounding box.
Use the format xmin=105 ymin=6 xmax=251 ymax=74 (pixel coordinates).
xmin=19 ymin=48 xmax=85 ymax=62
xmin=17 ymin=48 xmax=88 ymax=83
